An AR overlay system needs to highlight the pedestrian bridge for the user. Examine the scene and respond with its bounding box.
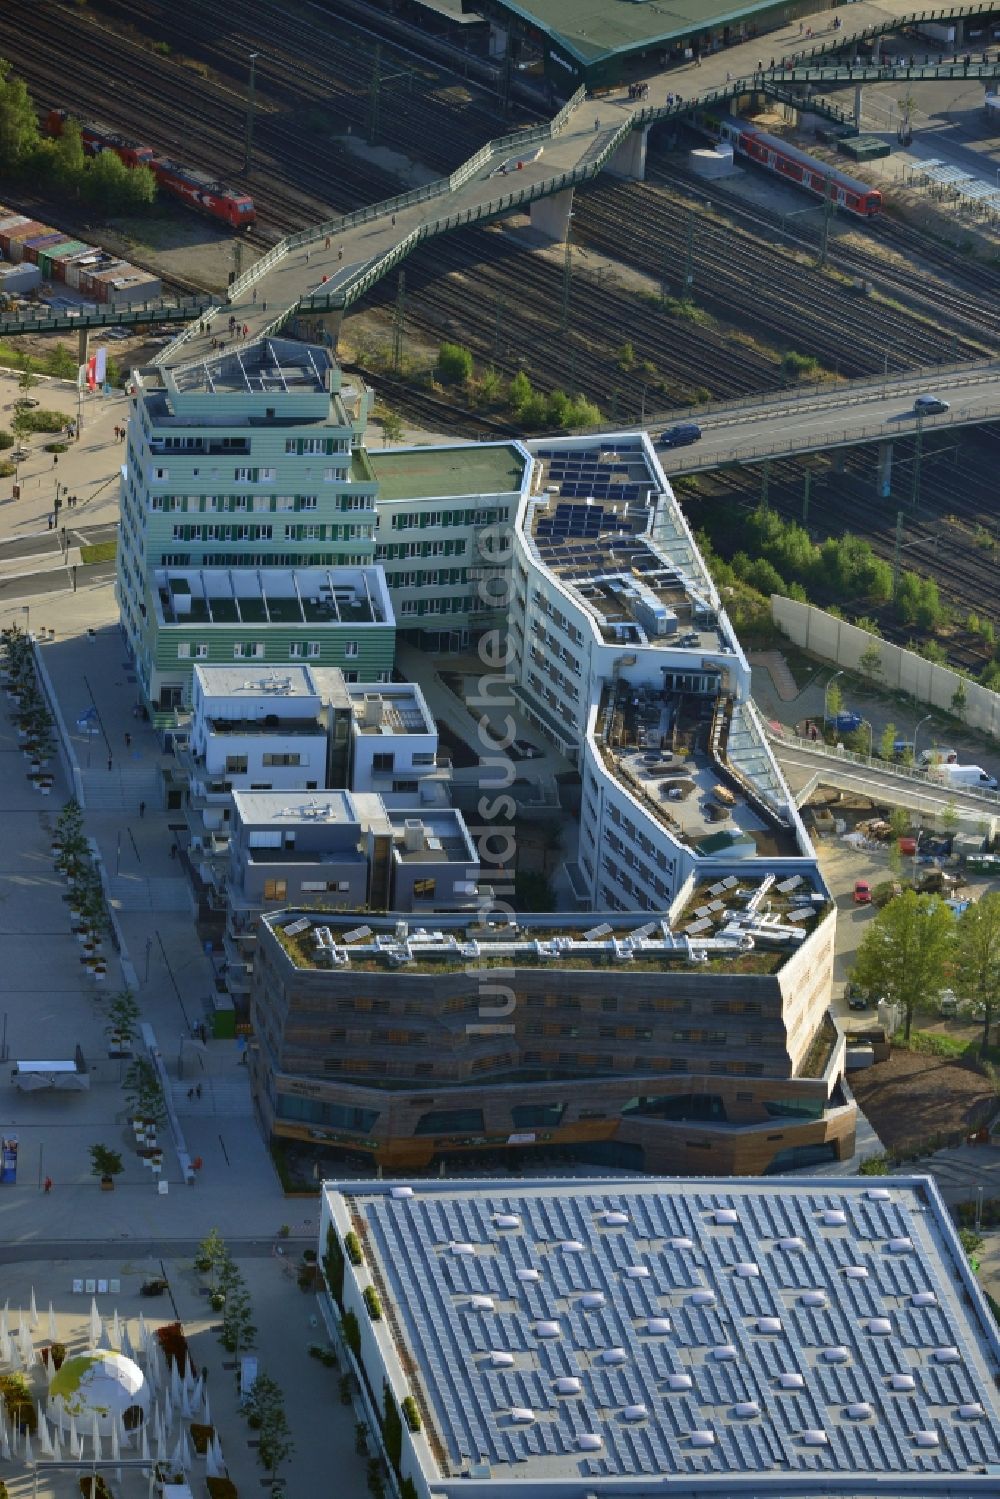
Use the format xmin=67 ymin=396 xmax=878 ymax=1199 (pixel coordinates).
xmin=155 ymin=3 xmax=1000 ymax=371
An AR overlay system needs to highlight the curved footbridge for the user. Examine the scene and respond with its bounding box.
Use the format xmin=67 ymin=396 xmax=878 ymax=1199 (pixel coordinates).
xmin=157 ymin=2 xmax=1000 ymax=372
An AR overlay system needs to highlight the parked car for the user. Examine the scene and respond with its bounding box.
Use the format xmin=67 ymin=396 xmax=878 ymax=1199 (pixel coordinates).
xmin=659 ymin=423 xmax=702 ymax=448
xmin=853 ymin=879 xmax=872 ymax=904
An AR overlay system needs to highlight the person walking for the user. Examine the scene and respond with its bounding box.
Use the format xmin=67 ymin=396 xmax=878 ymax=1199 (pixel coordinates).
xmin=124 ymin=732 xmax=131 ymax=749
xmin=138 ymin=800 xmax=146 ymax=818
xmin=252 ymin=288 xmax=257 ymax=304
xmin=43 ymin=1176 xmax=52 ymax=1193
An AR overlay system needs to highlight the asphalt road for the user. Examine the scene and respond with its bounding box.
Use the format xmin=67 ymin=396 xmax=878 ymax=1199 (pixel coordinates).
xmin=0 ymin=558 xmax=115 ymax=601
xmin=654 ymin=363 xmax=1000 ymax=472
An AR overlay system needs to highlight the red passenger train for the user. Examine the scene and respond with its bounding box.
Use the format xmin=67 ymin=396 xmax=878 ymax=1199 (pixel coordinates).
xmin=45 ymin=109 xmax=256 ymax=229
xmin=719 ymin=120 xmax=882 ymax=217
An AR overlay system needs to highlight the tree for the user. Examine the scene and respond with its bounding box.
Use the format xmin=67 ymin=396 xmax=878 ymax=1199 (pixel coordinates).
xmin=83 ymin=149 xmax=156 ymax=213
xmin=248 ymin=1372 xmax=294 ymax=1482
xmin=956 ymin=893 xmax=1000 ymax=1057
xmin=0 ymin=59 xmax=40 ymax=171
xmin=951 ymin=679 xmax=968 ymax=720
xmin=508 ymin=370 xmax=532 ymax=413
xmin=53 ymin=116 xmax=86 ymax=186
xmin=436 ymin=342 xmax=473 ymax=386
xmin=220 ymin=1282 xmax=256 ymax=1356
xmin=195 ymin=1228 xmax=227 ymax=1281
xmin=851 ymin=888 xmax=955 ymax=1040
xmin=477 ymin=365 xmax=502 ymax=405
xmin=89 ymin=1143 xmax=124 ymax=1182
xmin=825 ymin=679 xmax=843 ymax=723
xmin=105 ymin=987 xmax=140 ymax=1051
xmin=889 ymin=806 xmax=910 ymax=842
xmin=378 ymin=407 xmax=404 ymax=446
xmin=879 ymin=722 xmax=897 ymax=762
xmin=858 ymin=641 xmax=883 ymax=681
xmin=124 ymin=1057 xmax=166 ymax=1123
xmin=941 ymin=799 xmax=960 ymax=839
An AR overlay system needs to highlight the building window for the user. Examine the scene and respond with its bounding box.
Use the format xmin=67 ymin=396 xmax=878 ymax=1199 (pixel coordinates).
xmin=260 ymin=467 xmax=276 ymax=482
xmin=263 ymin=879 xmax=287 ymax=901
xmin=511 ymin=1102 xmax=565 ymax=1128
xmin=177 ymin=644 xmax=190 ymax=659
xmin=248 ymin=831 xmax=281 ymax=848
xmin=373 ymin=753 xmax=394 ymax=772
xmin=262 ymin=753 xmax=301 ymax=767
xmin=289 ymin=643 xmax=303 ymax=658
xmin=225 ymin=756 xmax=248 ymax=774
xmin=413 ymin=1108 xmax=484 ymax=1136
xmin=306 ymin=643 xmax=320 ymax=658
xmin=413 ymin=878 xmax=436 ymax=899
xmin=344 ymin=641 xmax=358 ymax=658
xmin=195 ymin=644 xmax=209 ymax=659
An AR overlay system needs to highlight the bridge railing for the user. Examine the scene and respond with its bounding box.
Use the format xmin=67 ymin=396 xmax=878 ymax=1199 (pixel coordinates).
xmin=299 ymin=114 xmax=638 ymax=314
xmin=653 ymin=400 xmax=1000 ymax=469
xmin=637 ymin=357 xmax=999 ymax=428
xmin=763 ymin=721 xmax=1000 ymax=807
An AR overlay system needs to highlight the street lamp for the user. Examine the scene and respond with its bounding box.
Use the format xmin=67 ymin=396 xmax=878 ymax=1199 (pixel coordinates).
xmin=912 ymin=711 xmax=933 ymax=765
xmin=823 ymin=668 xmax=844 ymax=722
xmin=244 ymin=52 xmax=260 ymax=175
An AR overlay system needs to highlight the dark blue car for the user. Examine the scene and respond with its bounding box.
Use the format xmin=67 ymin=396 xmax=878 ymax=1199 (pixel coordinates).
xmin=659 ymin=423 xmax=702 ymax=448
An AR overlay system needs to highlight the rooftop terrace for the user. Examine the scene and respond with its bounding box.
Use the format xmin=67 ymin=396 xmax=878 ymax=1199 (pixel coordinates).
xmin=154 ymin=566 xmax=392 ymax=628
xmin=169 ymin=336 xmax=332 ymax=395
xmin=267 ymin=903 xmax=814 ymax=976
xmin=328 ymin=1175 xmax=1000 ymax=1495
xmin=371 ymin=443 xmax=525 ymax=503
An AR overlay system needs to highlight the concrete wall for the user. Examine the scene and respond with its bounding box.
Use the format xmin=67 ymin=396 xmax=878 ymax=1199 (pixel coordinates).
xmin=772 ymin=595 xmax=1000 ymax=739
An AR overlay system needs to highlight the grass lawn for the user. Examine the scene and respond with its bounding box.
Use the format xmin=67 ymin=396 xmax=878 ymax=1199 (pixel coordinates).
xmin=80 ymin=540 xmax=117 ymax=564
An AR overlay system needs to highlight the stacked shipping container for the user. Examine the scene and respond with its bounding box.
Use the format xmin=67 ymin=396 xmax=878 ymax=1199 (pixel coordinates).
xmin=0 ymin=205 xmax=160 ymax=304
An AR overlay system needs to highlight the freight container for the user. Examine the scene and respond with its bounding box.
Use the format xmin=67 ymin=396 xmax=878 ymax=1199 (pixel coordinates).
xmin=0 ymin=263 xmax=41 ymax=296
xmin=4 ymin=224 xmax=46 ymax=262
xmin=22 ymin=233 xmax=65 ymax=266
xmin=39 ymin=241 xmax=84 ymax=278
xmin=95 ymin=267 xmax=161 ymax=305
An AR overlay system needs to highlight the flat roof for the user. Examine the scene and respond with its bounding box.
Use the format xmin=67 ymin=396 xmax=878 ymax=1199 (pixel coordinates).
xmin=168 ymin=336 xmax=331 ymax=395
xmin=193 ymin=664 xmax=319 ymax=700
xmin=327 ymin=1176 xmax=1000 ymax=1495
xmin=485 ymin=0 xmax=788 ymax=66
xmin=371 ymin=443 xmax=525 ymax=503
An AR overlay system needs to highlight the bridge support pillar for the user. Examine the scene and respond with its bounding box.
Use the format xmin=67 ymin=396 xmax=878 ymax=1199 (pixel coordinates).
xmin=78 ymin=326 xmax=89 ymax=368
xmin=854 ymin=84 xmax=863 ymax=127
xmin=529 ymin=187 xmax=574 ymax=244
xmin=607 ymin=125 xmax=649 ymax=182
xmin=831 ymin=450 xmax=846 ymax=474
xmin=285 ymin=308 xmax=344 ymax=350
xmin=954 ymin=17 xmax=965 ymax=45
xmin=877 ymin=440 xmax=893 ymax=498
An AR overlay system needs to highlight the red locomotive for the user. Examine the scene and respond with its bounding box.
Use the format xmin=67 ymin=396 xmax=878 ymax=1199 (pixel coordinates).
xmin=46 ymin=109 xmax=256 ymax=229
xmin=719 ymin=120 xmax=882 ymax=217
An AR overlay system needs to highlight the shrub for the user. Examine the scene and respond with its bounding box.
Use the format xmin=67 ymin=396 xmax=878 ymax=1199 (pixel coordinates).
xmin=155 ymin=1320 xmax=192 ymax=1371
xmin=190 ymin=1422 xmax=214 ymax=1454
xmin=79 ymin=1480 xmax=112 ymax=1499
xmin=858 ymin=1153 xmax=889 ymax=1175
xmin=324 ymin=1224 xmax=345 ymax=1303
xmin=44 ymin=441 xmax=68 ymax=454
xmin=436 ymin=342 xmax=473 ymax=385
xmin=342 ymin=1308 xmax=361 ymax=1357
xmin=345 ymin=1230 xmax=363 ymax=1265
xmin=402 ymin=1395 xmax=422 ymax=1431
xmin=308 ymin=1343 xmax=337 ymax=1366
xmin=782 ymin=349 xmax=820 ymax=378
xmin=0 ymin=1372 xmax=36 ymax=1431
xmin=207 ymin=1480 xmax=238 ymax=1499
xmin=363 ymin=1285 xmax=382 ymax=1321
xmin=0 ymin=431 xmax=12 ymax=450
xmin=21 ymin=409 xmax=65 ymax=434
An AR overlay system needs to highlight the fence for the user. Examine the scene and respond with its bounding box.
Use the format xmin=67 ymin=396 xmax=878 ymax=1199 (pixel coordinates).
xmin=771 ymin=594 xmax=1000 ymax=742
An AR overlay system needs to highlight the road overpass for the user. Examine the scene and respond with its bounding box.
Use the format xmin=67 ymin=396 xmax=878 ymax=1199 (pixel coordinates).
xmin=155 ymin=1 xmax=999 ymax=372
xmin=651 ymin=360 xmax=1000 ymax=474
xmin=767 ymin=726 xmax=1000 ymax=829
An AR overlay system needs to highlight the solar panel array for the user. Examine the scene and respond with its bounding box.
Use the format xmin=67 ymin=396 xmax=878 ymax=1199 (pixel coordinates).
xmin=356 ymin=1181 xmax=1000 ymax=1487
xmin=535 ymin=445 xmax=653 ymax=508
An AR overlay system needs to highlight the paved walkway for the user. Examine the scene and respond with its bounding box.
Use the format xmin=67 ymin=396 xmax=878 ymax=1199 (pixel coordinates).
xmin=159 ymin=0 xmax=988 ymax=371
